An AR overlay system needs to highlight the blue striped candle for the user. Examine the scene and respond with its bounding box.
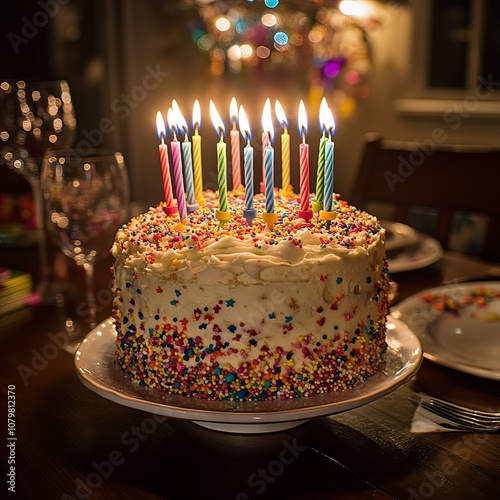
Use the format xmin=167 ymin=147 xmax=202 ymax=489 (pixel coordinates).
xmin=264 ymin=143 xmax=274 ymax=214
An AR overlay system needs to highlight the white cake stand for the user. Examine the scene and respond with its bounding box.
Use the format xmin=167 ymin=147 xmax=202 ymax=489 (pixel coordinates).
xmin=75 ymin=317 xmax=422 ymax=434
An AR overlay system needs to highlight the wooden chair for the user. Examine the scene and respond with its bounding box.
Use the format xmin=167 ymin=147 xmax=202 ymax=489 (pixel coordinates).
xmin=351 ymin=133 xmax=500 ymax=263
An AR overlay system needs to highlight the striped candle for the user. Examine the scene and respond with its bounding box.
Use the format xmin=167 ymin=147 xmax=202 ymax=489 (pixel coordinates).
xmin=181 ymin=138 xmax=197 ymax=209
xmin=217 ymin=139 xmax=228 ymax=213
xmin=244 ymin=144 xmax=254 ymax=211
xmin=171 ymin=139 xmax=187 ymax=221
xmin=260 ymin=130 xmax=269 ymax=193
xmin=159 ymin=140 xmax=174 ymax=207
xmin=298 ymin=100 xmax=312 ymax=221
xmin=192 ymin=99 xmax=204 ymax=204
xmin=324 ymin=140 xmax=334 ymax=211
xmin=314 ymin=132 xmax=327 ymax=211
xmin=156 ymin=111 xmax=174 ymax=208
xmin=209 ymin=100 xmax=229 ymax=225
xmin=275 ymin=100 xmax=291 ymax=192
xmin=264 ymin=144 xmax=274 ymax=213
xmin=299 ymin=141 xmax=310 ymax=213
xmin=229 ymin=97 xmax=242 ymax=190
xmin=239 ymin=104 xmax=256 ymax=226
xmin=262 ymin=98 xmax=275 ymax=216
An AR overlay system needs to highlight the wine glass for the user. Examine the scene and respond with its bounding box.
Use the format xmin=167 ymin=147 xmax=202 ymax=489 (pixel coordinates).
xmin=0 ymin=79 xmax=77 ymax=302
xmin=41 ymin=149 xmax=130 ymax=340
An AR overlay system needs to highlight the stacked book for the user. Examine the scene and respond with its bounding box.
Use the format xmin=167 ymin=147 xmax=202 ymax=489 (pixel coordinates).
xmin=0 ymin=267 xmax=37 ymax=328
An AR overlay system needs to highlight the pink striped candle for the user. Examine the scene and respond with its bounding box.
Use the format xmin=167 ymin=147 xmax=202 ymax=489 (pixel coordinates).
xmin=156 ymin=111 xmax=175 ymax=213
xmin=229 ymin=97 xmax=242 ymax=190
xmin=298 ymin=100 xmax=312 ymax=221
xmin=167 ymin=107 xmax=187 ymax=222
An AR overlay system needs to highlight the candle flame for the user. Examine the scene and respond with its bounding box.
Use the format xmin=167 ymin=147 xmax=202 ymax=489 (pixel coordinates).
xmin=275 ymin=100 xmax=288 ymax=128
xmin=167 ymin=107 xmax=177 ymax=135
xmin=209 ymin=100 xmax=225 ymax=136
xmin=156 ymin=111 xmax=166 ymax=140
xmin=319 ymin=97 xmax=329 ymax=132
xmin=298 ymin=100 xmax=308 ymax=137
xmin=238 ymin=105 xmax=252 ymax=141
xmin=230 ymin=97 xmax=238 ymax=121
xmin=326 ymin=108 xmax=336 ymax=137
xmin=192 ymin=99 xmax=201 ymax=129
xmin=261 ymin=98 xmax=274 ymax=142
xmin=172 ymin=99 xmax=188 ymax=135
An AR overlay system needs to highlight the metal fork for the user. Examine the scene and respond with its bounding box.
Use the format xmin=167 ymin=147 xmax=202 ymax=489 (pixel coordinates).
xmin=414 ymin=394 xmax=500 ymax=432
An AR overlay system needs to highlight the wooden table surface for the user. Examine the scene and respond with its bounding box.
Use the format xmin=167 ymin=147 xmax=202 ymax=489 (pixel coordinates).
xmin=1 ymin=245 xmax=499 ymax=500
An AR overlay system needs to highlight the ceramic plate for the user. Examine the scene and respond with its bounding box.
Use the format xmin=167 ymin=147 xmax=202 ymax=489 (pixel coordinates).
xmin=381 ymin=220 xmax=420 ymax=252
xmin=388 ymin=234 xmax=443 ymax=273
xmin=392 ymin=281 xmax=500 ymax=380
xmin=75 ymin=317 xmax=422 ymax=433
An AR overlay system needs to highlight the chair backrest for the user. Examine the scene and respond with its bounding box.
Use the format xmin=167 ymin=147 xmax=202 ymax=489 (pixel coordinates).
xmin=351 ymin=133 xmax=500 ymax=263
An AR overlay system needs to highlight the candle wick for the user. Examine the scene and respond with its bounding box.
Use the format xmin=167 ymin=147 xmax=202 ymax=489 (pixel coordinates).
xmin=301 ymin=129 xmax=306 ymax=144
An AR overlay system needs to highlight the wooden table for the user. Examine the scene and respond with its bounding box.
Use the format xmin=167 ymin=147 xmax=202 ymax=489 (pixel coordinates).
xmin=1 ymin=246 xmax=499 ymax=499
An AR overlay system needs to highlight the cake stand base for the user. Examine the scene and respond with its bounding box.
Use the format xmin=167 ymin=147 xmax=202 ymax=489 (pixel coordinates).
xmin=192 ymin=419 xmax=309 ymax=434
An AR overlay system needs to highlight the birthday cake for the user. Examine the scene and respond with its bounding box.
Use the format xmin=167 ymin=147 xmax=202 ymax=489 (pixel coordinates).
xmin=111 ymin=191 xmax=390 ymax=401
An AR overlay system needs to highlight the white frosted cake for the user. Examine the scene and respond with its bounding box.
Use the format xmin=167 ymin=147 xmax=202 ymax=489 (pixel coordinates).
xmin=111 ymin=191 xmax=390 ymax=401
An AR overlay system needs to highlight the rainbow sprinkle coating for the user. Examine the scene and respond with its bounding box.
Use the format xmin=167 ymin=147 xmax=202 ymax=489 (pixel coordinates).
xmin=111 ymin=191 xmax=390 ymax=401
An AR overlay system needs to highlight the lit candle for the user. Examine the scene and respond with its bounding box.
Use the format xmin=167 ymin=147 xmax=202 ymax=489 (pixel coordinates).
xmin=239 ymin=105 xmax=256 ymax=226
xmin=173 ymin=100 xmax=198 ymax=213
xmin=322 ymin=105 xmax=336 ymax=217
xmin=298 ymin=100 xmax=313 ymax=222
xmin=260 ymin=112 xmax=269 ymax=194
xmin=209 ymin=100 xmax=230 ymax=227
xmin=167 ymin=107 xmax=188 ymax=222
xmin=313 ymin=97 xmax=329 ymax=212
xmin=192 ymin=99 xmax=205 ymax=205
xmin=262 ymin=98 xmax=276 ymax=230
xmin=275 ymin=100 xmax=292 ymax=194
xmin=229 ymin=97 xmax=242 ymax=191
xmin=155 ymin=111 xmax=176 ymax=215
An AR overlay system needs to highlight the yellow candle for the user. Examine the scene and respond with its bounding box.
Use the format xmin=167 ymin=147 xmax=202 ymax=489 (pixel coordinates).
xmin=275 ymin=100 xmax=292 ymax=194
xmin=192 ymin=99 xmax=205 ymax=205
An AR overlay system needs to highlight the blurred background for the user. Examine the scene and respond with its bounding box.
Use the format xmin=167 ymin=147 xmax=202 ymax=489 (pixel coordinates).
xmin=1 ymin=0 xmax=500 ymax=211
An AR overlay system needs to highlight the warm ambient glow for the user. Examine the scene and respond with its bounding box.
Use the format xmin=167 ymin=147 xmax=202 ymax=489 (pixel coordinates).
xmin=339 ymin=0 xmax=372 ymax=18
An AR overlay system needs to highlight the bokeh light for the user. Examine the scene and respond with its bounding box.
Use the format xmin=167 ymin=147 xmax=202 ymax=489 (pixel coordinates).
xmin=274 ymin=31 xmax=289 ymax=46
xmin=264 ymin=0 xmax=280 ymax=8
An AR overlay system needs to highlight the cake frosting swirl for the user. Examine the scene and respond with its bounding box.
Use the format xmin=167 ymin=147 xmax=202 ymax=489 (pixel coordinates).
xmin=111 ymin=191 xmax=390 ymax=401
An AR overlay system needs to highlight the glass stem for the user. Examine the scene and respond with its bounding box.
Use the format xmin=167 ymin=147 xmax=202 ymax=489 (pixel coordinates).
xmin=82 ymin=259 xmax=97 ymax=329
xmin=28 ymin=176 xmax=52 ymax=291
